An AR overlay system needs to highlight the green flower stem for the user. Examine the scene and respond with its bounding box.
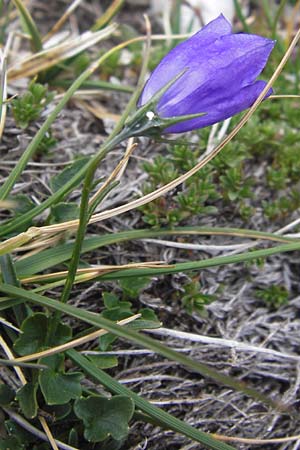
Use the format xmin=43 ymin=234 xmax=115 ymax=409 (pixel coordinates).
xmin=59 ymin=66 xmax=178 ymax=304
xmin=233 ymin=0 xmax=251 ymax=33
xmin=272 ymin=0 xmax=288 ymax=39
xmin=59 ymin=128 xmax=130 ymax=305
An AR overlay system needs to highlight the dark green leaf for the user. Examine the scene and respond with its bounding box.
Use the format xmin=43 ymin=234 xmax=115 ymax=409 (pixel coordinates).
xmin=16 ymin=382 xmax=38 ymax=418
xmin=4 ymin=420 xmax=35 ymax=446
xmin=74 ymin=395 xmax=134 ymax=442
xmin=127 ymin=308 xmax=161 ymax=330
xmin=39 ymin=354 xmax=83 ymax=405
xmin=50 ymin=157 xmax=89 ymax=193
xmin=87 ymin=354 xmax=118 ymax=369
xmin=98 ymin=333 xmax=117 ymax=352
xmin=9 ymin=194 xmax=35 ymax=215
xmin=0 ymin=384 xmax=14 ymax=405
xmin=44 ymin=403 xmax=72 ymax=420
xmin=103 ymin=292 xmax=119 ymax=309
xmin=51 ymin=202 xmax=79 ymax=223
xmin=102 ymin=303 xmax=132 ymax=321
xmin=14 ymin=313 xmax=72 ymax=356
xmin=119 ymin=276 xmax=151 ymax=299
xmin=0 ymin=437 xmax=23 ymax=449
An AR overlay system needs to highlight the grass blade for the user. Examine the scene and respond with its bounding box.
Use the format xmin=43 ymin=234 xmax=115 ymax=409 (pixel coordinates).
xmin=0 ymin=24 xmax=117 ymax=201
xmin=92 ymin=0 xmax=124 ymax=31
xmin=68 ymin=349 xmax=235 ymax=450
xmin=13 ymin=227 xmax=297 ymax=277
xmin=12 ymin=0 xmax=42 ymax=51
xmin=0 ymin=284 xmax=283 ymax=410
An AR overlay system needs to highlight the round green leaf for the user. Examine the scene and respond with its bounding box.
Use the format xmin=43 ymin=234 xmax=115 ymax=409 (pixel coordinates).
xmin=74 ymin=395 xmax=134 ymax=442
xmin=39 ymin=355 xmax=83 ymax=405
xmin=16 ymin=382 xmax=38 ymax=418
xmin=14 ymin=313 xmax=71 ymax=356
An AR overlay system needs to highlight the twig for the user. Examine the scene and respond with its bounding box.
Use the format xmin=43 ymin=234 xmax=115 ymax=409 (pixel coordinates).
xmin=3 ymin=407 xmax=79 ymax=450
xmin=147 ymin=328 xmax=300 ymax=362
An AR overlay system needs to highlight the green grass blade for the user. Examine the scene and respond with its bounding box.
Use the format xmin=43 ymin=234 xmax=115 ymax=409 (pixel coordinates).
xmin=272 ymin=0 xmax=288 ymax=38
xmin=0 ymin=159 xmax=91 ymax=236
xmin=68 ymin=349 xmax=235 ymax=450
xmin=92 ymin=0 xmax=124 ymax=31
xmin=0 ymin=254 xmax=27 ymax=325
xmin=0 ymin=53 xmax=6 ymax=130
xmin=0 ymin=24 xmax=116 ymax=201
xmin=51 ymin=78 xmax=134 ymax=93
xmin=0 ymin=284 xmax=282 ymax=410
xmin=12 ymin=0 xmax=43 ymax=52
xmin=233 ymin=0 xmax=251 ymax=33
xmin=0 ymin=297 xmax=24 ymax=310
xmin=14 ymin=227 xmax=297 ymax=277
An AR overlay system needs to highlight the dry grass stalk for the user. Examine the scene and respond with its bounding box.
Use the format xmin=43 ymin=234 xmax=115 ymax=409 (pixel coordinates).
xmin=21 ymin=261 xmax=173 ymax=284
xmin=13 ymin=314 xmax=142 ymax=363
xmin=42 ymin=0 xmax=83 ymax=43
xmin=8 ymin=24 xmax=117 ymax=80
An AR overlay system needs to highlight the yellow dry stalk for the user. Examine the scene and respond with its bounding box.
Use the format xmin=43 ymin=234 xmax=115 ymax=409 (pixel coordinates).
xmin=21 ymin=261 xmax=173 ymax=284
xmin=12 ymin=313 xmax=142 ymax=363
xmin=88 ymin=137 xmax=137 ymax=207
xmin=0 ymin=200 xmax=16 ymax=209
xmin=38 ymin=417 xmax=59 ymax=450
xmin=213 ymin=431 xmax=300 ymax=445
xmin=42 ymin=0 xmax=83 ymax=43
xmin=74 ymin=98 xmax=122 ymax=123
xmin=0 ymin=227 xmax=43 ymax=256
xmin=8 ymin=23 xmax=117 ymax=80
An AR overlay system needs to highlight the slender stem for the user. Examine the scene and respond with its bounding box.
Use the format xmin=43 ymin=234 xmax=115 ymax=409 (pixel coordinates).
xmin=261 ymin=0 xmax=274 ymax=30
xmin=272 ymin=0 xmax=288 ymax=38
xmin=3 ymin=407 xmax=78 ymax=450
xmin=233 ymin=0 xmax=251 ymax=33
xmin=59 ymin=130 xmax=129 ymax=304
xmin=108 ymin=15 xmax=152 ymax=139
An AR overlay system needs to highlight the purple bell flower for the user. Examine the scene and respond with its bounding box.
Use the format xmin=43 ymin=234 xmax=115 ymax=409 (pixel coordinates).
xmin=138 ymin=15 xmax=275 ymax=133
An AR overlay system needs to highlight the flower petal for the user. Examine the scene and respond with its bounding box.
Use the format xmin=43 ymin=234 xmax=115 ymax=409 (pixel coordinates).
xmin=163 ymin=80 xmax=272 ymax=133
xmin=138 ymin=14 xmax=232 ymax=105
xmin=157 ymin=35 xmax=275 ymax=114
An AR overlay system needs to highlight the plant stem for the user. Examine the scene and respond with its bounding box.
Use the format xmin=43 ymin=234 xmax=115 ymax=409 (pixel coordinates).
xmin=233 ymin=0 xmax=251 ymax=33
xmin=272 ymin=0 xmax=288 ymax=39
xmin=59 ymin=129 xmax=130 ymax=304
